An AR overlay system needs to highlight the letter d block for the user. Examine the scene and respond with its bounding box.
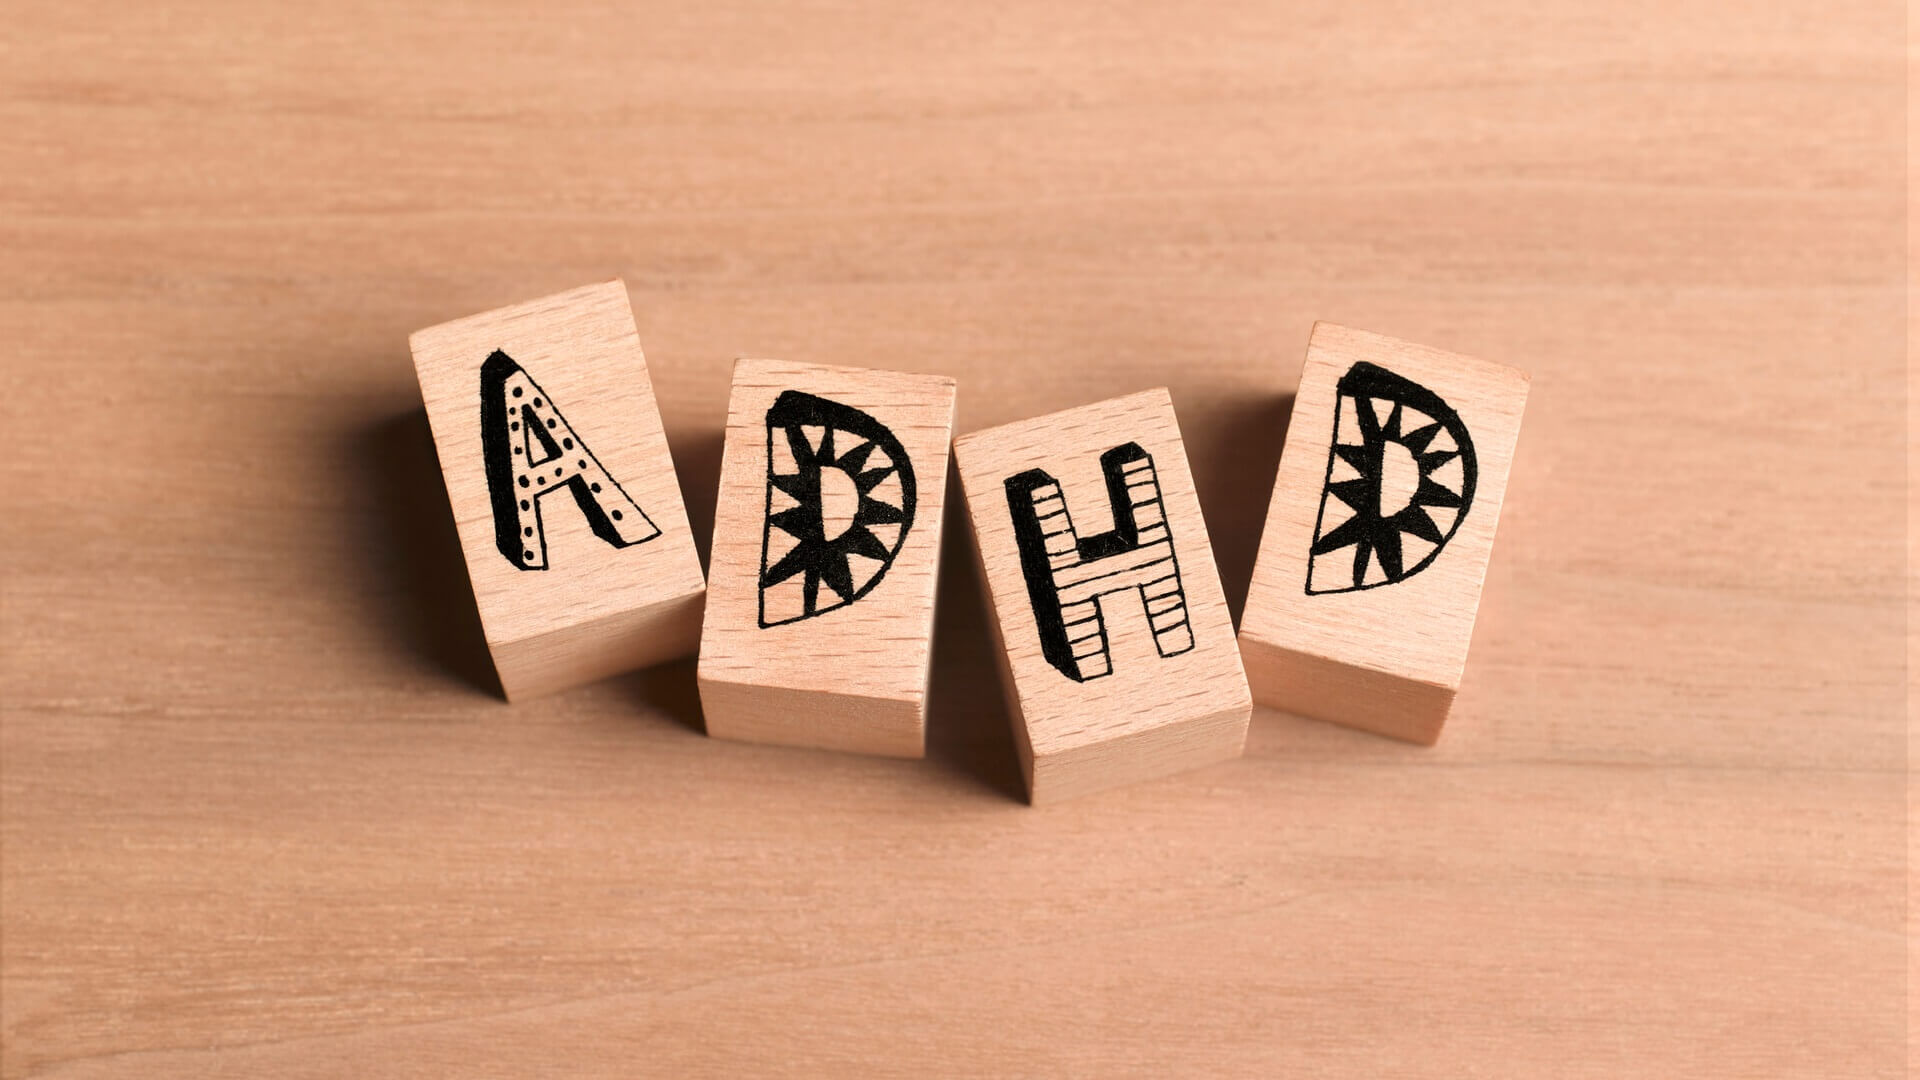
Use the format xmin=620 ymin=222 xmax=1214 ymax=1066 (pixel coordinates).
xmin=955 ymin=389 xmax=1250 ymax=803
xmin=409 ymin=280 xmax=707 ymax=700
xmin=1239 ymin=323 xmax=1529 ymax=744
xmin=698 ymin=360 xmax=956 ymax=757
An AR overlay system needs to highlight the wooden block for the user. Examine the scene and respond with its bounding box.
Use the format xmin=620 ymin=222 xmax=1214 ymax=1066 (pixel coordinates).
xmin=409 ymin=280 xmax=706 ymax=700
xmin=954 ymin=389 xmax=1250 ymax=803
xmin=1239 ymin=323 xmax=1530 ymax=744
xmin=697 ymin=360 xmax=956 ymax=757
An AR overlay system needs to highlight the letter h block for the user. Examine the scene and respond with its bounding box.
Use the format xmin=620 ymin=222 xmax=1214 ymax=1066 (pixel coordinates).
xmin=955 ymin=389 xmax=1250 ymax=803
xmin=409 ymin=281 xmax=707 ymax=700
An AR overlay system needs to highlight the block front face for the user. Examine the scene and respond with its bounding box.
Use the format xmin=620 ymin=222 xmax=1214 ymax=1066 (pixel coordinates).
xmin=1240 ymin=323 xmax=1529 ymax=735
xmin=955 ymin=389 xmax=1250 ymax=801
xmin=698 ymin=360 xmax=956 ymax=757
xmin=409 ymin=281 xmax=706 ymax=698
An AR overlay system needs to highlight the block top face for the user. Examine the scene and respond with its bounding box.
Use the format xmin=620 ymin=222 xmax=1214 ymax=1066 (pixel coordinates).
xmin=1242 ymin=322 xmax=1530 ymax=689
xmin=954 ymin=388 xmax=1249 ymax=756
xmin=408 ymin=280 xmax=704 ymax=651
xmin=699 ymin=359 xmax=956 ymax=704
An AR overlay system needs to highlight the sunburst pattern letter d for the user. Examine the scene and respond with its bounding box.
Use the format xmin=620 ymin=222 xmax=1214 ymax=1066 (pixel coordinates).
xmin=758 ymin=391 xmax=917 ymax=627
xmin=1307 ymin=362 xmax=1479 ymax=594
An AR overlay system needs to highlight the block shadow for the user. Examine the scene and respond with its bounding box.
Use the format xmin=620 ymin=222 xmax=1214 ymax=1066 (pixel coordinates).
xmin=351 ymin=408 xmax=500 ymax=697
xmin=1182 ymin=390 xmax=1294 ymax=624
xmin=618 ymin=422 xmax=724 ymax=735
xmin=627 ymin=656 xmax=707 ymax=736
xmin=346 ymin=400 xmax=729 ymax=715
xmin=663 ymin=423 xmax=725 ymax=575
xmin=923 ymin=456 xmax=1026 ymax=801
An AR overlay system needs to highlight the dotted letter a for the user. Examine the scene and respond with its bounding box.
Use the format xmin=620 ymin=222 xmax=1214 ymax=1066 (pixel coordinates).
xmin=479 ymin=350 xmax=660 ymax=571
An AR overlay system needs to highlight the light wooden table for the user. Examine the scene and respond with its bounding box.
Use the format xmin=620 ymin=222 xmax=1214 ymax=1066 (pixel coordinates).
xmin=2 ymin=3 xmax=1909 ymax=1076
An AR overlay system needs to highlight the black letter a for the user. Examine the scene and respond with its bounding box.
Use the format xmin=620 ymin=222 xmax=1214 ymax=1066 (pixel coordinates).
xmin=480 ymin=350 xmax=660 ymax=571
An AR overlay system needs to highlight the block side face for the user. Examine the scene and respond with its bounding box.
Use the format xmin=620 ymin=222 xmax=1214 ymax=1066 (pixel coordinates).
xmin=697 ymin=360 xmax=956 ymax=709
xmin=492 ymin=585 xmax=704 ymax=701
xmin=953 ymin=389 xmax=1251 ymax=776
xmin=698 ymin=675 xmax=926 ymax=759
xmin=1241 ymin=626 xmax=1456 ymax=745
xmin=1241 ymin=324 xmax=1529 ymax=691
xmin=410 ymin=281 xmax=707 ymax=659
xmin=1028 ymin=699 xmax=1249 ymax=804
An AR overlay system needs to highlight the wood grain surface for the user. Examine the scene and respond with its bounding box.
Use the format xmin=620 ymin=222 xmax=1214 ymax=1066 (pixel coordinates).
xmin=1 ymin=1 xmax=1908 ymax=1076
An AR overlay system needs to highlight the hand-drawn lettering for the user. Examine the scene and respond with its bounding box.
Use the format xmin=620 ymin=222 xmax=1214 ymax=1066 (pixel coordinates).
xmin=1004 ymin=444 xmax=1193 ymax=682
xmin=480 ymin=350 xmax=660 ymax=571
xmin=758 ymin=391 xmax=916 ymax=627
xmin=1307 ymin=362 xmax=1477 ymax=593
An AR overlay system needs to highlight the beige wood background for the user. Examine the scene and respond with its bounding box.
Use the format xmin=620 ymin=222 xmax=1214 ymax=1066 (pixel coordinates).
xmin=1 ymin=2 xmax=1908 ymax=1076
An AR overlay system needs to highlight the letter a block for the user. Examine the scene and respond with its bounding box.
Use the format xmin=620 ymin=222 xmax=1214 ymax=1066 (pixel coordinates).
xmin=698 ymin=360 xmax=956 ymax=757
xmin=954 ymin=389 xmax=1250 ymax=803
xmin=1239 ymin=323 xmax=1529 ymax=744
xmin=409 ymin=280 xmax=706 ymax=700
